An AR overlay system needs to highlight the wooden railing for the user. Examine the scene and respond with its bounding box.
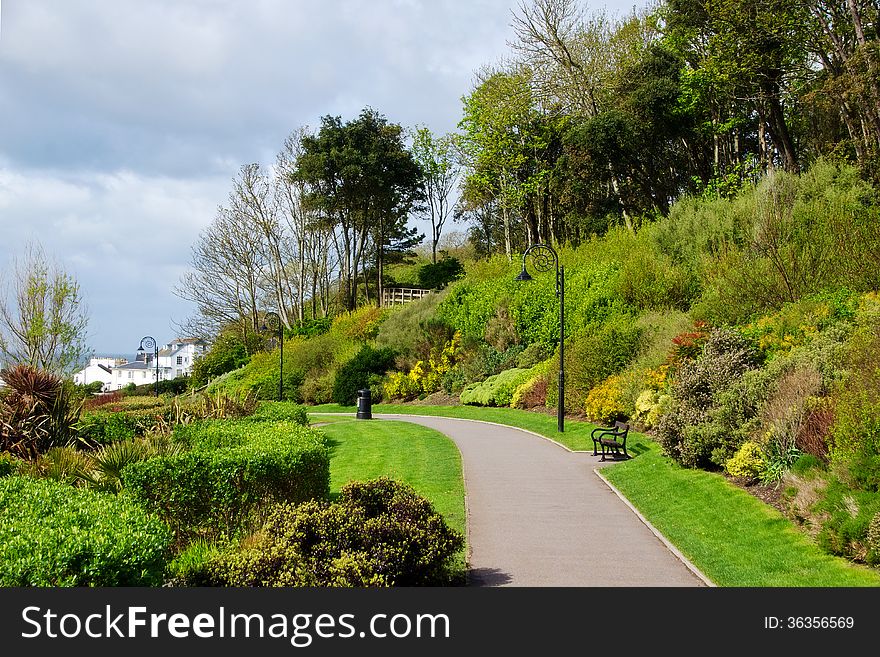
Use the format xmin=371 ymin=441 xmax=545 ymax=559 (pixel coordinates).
xmin=382 ymin=287 xmax=433 ymax=306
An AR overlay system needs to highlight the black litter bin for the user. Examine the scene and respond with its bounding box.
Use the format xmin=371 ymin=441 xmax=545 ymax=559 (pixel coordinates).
xmin=356 ymin=388 xmax=372 ymax=419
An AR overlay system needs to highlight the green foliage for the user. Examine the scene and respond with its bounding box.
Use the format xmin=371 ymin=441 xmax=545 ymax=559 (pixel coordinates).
xmin=828 ymin=298 xmax=880 ymax=484
xmin=250 ymin=402 xmax=309 ymax=426
xmin=417 ymin=257 xmax=464 ymax=289
xmin=459 ymin=367 xmax=535 ymax=407
xmin=657 ymin=328 xmax=760 ymax=468
xmin=815 ymin=478 xmax=880 ymax=565
xmin=383 ymin=333 xmax=460 ymax=401
xmin=0 ymin=476 xmax=170 ymax=586
xmin=190 ymin=332 xmax=251 ymax=388
xmin=332 ymin=345 xmax=396 ymax=406
xmin=331 ymin=306 xmax=390 ymax=343
xmin=76 ymin=405 xmax=172 ymax=446
xmin=122 ymin=421 xmax=329 ymax=543
xmin=546 ymin=313 xmax=643 ymax=413
xmin=375 ymin=290 xmax=451 ymax=362
xmin=204 ymin=478 xmax=464 ymax=587
xmin=288 ymin=317 xmax=332 ymax=338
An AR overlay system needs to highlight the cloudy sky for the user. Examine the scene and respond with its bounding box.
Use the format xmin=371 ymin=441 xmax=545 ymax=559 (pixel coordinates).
xmin=0 ymin=0 xmax=643 ymax=356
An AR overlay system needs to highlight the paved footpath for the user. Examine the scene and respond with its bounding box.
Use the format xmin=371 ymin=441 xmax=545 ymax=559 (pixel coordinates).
xmin=375 ymin=414 xmax=707 ymax=587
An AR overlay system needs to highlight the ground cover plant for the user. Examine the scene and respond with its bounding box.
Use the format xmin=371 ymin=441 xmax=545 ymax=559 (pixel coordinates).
xmin=0 ymin=475 xmax=171 ymax=586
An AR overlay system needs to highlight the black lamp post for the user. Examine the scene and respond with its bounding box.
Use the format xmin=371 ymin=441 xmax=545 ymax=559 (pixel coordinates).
xmin=262 ymin=311 xmax=283 ymax=402
xmin=137 ymin=336 xmax=160 ymax=397
xmin=516 ymin=244 xmax=565 ymax=433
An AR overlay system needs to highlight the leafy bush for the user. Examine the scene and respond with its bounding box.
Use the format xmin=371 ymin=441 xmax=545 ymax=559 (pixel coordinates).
xmin=546 ymin=313 xmax=643 ymax=413
xmin=725 ymin=441 xmax=767 ymax=482
xmin=815 ymin=478 xmax=880 ymax=564
xmin=460 ymin=367 xmax=535 ymax=407
xmin=827 ymin=310 xmax=880 ymax=481
xmin=375 ymin=290 xmax=450 ymax=362
xmin=76 ymin=405 xmax=172 ymax=446
xmin=331 ymin=306 xmax=389 ymax=342
xmin=417 ymin=257 xmax=464 ymax=289
xmin=204 ymin=478 xmax=464 ymax=587
xmin=657 ymin=328 xmax=760 ymax=468
xmin=383 ymin=333 xmax=460 ymax=401
xmin=250 ymin=402 xmax=309 ymax=426
xmin=190 ymin=331 xmax=252 ymax=388
xmin=0 ymin=476 xmax=170 ymax=586
xmin=583 ymin=375 xmax=626 ymax=424
xmin=288 ymin=317 xmax=332 ymax=338
xmin=122 ymin=421 xmax=329 ymax=543
xmin=332 ymin=346 xmax=397 ymax=406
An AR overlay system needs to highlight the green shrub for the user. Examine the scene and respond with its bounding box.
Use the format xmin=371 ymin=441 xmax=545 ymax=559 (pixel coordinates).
xmin=76 ymin=406 xmax=171 ymax=446
xmin=205 ymin=478 xmax=464 ymax=587
xmin=460 ymin=368 xmax=534 ymax=407
xmin=417 ymin=257 xmax=464 ymax=289
xmin=0 ymin=476 xmax=171 ymax=586
xmin=546 ymin=313 xmax=643 ymax=413
xmin=0 ymin=452 xmax=19 ymax=477
xmin=122 ymin=421 xmax=329 ymax=543
xmin=250 ymin=402 xmax=309 ymax=426
xmin=190 ymin=331 xmax=252 ymax=388
xmin=657 ymin=328 xmax=760 ymax=468
xmin=375 ymin=290 xmax=450 ymax=361
xmin=331 ymin=346 xmax=396 ymax=406
xmin=815 ymin=478 xmax=880 ymax=564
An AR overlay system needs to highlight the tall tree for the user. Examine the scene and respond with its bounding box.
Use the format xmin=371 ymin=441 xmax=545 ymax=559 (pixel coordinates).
xmin=0 ymin=242 xmax=90 ymax=376
xmin=411 ymin=127 xmax=461 ymax=263
xmin=294 ymin=109 xmax=423 ymax=308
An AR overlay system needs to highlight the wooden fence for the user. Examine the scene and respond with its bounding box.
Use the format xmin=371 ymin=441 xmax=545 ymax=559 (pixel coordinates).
xmin=382 ymin=287 xmax=433 ymax=307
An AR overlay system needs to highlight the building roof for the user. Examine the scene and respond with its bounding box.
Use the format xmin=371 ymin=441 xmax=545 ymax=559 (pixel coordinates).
xmin=97 ymin=364 xmax=112 ymax=374
xmin=115 ymin=361 xmax=170 ymax=371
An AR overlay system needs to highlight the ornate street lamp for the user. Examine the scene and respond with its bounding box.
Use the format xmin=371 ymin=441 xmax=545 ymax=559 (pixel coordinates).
xmin=516 ymin=244 xmax=565 ymax=432
xmin=261 ymin=311 xmax=283 ymax=402
xmin=137 ymin=336 xmax=160 ymax=397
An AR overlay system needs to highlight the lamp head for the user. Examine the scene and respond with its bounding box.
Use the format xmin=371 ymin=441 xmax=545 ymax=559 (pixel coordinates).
xmin=515 ymin=267 xmax=533 ymax=282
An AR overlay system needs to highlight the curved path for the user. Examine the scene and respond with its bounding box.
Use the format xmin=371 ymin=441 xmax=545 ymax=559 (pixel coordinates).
xmin=375 ymin=414 xmax=707 ymax=587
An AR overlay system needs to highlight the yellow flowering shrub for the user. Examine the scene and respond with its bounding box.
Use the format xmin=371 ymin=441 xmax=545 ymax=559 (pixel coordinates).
xmin=725 ymin=441 xmax=766 ymax=481
xmin=583 ymin=375 xmax=626 ymax=424
xmin=383 ymin=333 xmax=460 ymax=400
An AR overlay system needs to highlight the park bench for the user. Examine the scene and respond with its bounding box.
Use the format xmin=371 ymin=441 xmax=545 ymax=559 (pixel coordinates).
xmin=591 ymin=421 xmax=631 ymax=461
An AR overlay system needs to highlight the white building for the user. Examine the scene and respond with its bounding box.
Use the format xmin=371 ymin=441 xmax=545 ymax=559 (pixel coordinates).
xmin=73 ymin=357 xmax=127 ymax=391
xmin=111 ymin=338 xmax=207 ymax=390
xmin=158 ymin=338 xmax=207 ymax=379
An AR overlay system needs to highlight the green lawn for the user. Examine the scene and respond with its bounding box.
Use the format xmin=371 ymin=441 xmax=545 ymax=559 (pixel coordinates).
xmin=308 ymin=403 xmax=655 ymax=454
xmin=310 ymin=403 xmax=880 ymax=587
xmin=316 ymin=418 xmax=467 ymax=580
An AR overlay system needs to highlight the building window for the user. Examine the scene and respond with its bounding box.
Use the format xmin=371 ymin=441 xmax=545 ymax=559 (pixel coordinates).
xmin=127 ymin=371 xmax=133 ymax=379
xmin=176 ymin=356 xmax=183 ymax=365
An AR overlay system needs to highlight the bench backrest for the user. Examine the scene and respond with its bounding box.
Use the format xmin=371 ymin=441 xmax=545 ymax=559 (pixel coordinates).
xmin=613 ymin=421 xmax=630 ymax=434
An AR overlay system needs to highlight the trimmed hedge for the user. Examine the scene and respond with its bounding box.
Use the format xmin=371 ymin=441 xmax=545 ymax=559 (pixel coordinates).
xmin=76 ymin=406 xmax=171 ymax=445
xmin=0 ymin=476 xmax=171 ymax=586
xmin=122 ymin=421 xmax=329 ymax=542
xmin=249 ymin=402 xmax=310 ymax=426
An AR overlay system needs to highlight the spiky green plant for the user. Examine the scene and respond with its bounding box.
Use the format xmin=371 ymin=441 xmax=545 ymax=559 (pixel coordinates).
xmin=0 ymin=365 xmax=82 ymax=459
